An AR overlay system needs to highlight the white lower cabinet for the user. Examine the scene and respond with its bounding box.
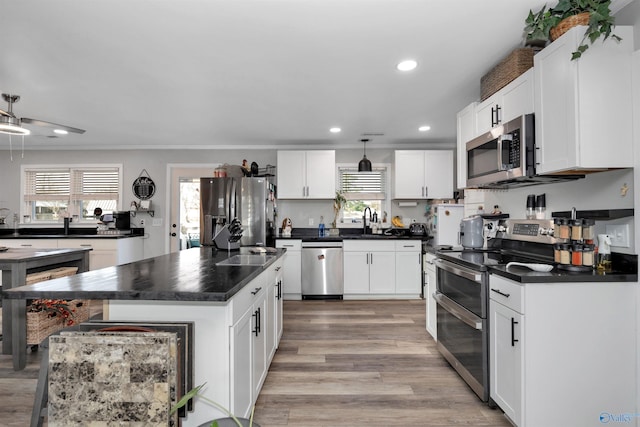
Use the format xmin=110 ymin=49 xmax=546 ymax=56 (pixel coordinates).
xmin=424 ymin=253 xmax=437 ymax=340
xmin=490 ymin=298 xmax=523 ymax=426
xmin=61 ymin=238 xmax=144 ymax=270
xmin=0 ymin=237 xmax=143 ymax=270
xmin=267 ymin=259 xmax=284 ymax=361
xmin=394 ymin=241 xmax=421 ymax=295
xmin=489 ymin=274 xmax=637 ymax=427
xmin=343 ymin=240 xmax=395 ymax=295
xmin=275 ymin=239 xmax=302 ymax=299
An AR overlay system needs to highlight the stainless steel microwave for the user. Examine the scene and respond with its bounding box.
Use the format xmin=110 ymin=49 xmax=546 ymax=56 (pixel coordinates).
xmin=465 ymin=114 xmax=583 ymax=188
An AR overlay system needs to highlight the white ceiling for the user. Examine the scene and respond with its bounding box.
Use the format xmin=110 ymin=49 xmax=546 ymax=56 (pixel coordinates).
xmin=0 ymin=0 xmax=631 ymax=151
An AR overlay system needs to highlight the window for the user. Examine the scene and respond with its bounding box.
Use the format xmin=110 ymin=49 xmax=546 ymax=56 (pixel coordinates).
xmin=337 ymin=164 xmax=390 ymax=225
xmin=22 ymin=165 xmax=122 ymax=223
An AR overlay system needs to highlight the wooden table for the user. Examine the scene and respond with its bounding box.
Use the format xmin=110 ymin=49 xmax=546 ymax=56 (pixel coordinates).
xmin=0 ymin=248 xmax=90 ymax=370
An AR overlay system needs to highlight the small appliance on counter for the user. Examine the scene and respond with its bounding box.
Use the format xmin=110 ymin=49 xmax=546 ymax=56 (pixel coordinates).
xmin=409 ymin=223 xmax=428 ymax=236
xmin=429 ymin=204 xmax=464 ymax=247
xmin=112 ymin=211 xmax=131 ymax=231
xmin=459 ymin=216 xmax=483 ymax=249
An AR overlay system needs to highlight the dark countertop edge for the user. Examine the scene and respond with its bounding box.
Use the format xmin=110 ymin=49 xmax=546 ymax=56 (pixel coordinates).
xmin=276 ymin=235 xmax=428 ymax=242
xmin=0 ymin=235 xmax=142 ymax=239
xmin=2 ymin=249 xmax=284 ymax=302
xmin=489 ymin=266 xmax=638 ymax=283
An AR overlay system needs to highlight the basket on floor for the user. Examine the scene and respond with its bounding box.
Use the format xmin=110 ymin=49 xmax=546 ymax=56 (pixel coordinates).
xmin=480 ymin=48 xmax=535 ymax=101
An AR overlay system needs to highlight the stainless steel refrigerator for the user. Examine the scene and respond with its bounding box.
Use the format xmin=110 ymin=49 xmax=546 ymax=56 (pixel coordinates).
xmin=200 ymin=177 xmax=237 ymax=246
xmin=238 ymin=177 xmax=276 ymax=247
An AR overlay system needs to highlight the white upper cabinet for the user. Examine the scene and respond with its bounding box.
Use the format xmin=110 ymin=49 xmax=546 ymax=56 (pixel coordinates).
xmin=277 ymin=150 xmax=336 ymax=199
xmin=534 ymin=26 xmax=633 ymax=175
xmin=394 ymin=150 xmax=453 ymax=199
xmin=475 ymin=68 xmax=534 ymax=135
xmin=456 ymin=102 xmax=477 ymax=189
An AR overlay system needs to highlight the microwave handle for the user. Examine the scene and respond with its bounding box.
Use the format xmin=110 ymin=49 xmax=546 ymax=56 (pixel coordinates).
xmin=497 ymin=133 xmax=513 ymax=171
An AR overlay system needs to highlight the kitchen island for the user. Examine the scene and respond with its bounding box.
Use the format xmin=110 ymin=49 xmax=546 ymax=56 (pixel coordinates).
xmin=2 ymin=247 xmax=286 ymax=426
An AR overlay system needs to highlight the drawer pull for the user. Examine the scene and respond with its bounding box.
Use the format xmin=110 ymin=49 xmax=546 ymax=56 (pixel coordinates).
xmin=20 ymin=244 xmax=33 ymax=247
xmin=80 ymin=244 xmax=93 ymax=247
xmin=251 ymin=287 xmax=262 ymax=295
xmin=490 ymin=288 xmax=510 ymax=298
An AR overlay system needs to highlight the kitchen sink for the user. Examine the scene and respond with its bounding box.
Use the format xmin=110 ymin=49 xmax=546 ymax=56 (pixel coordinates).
xmin=215 ymin=254 xmax=275 ymax=267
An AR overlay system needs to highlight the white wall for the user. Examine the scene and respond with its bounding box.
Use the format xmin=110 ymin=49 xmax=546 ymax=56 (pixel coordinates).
xmin=0 ymin=149 xmax=277 ymax=259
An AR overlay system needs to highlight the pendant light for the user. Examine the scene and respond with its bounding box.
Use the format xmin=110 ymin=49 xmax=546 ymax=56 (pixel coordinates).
xmin=358 ymin=138 xmax=372 ymax=172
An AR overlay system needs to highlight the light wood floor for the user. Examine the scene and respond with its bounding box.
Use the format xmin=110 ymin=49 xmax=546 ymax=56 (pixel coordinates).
xmin=0 ymin=299 xmax=512 ymax=426
xmin=253 ymin=299 xmax=512 ymax=427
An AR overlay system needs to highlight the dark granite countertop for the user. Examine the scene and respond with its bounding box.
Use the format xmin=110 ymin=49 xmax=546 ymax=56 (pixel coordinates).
xmin=488 ymin=264 xmax=637 ymax=283
xmin=0 ymin=227 xmax=144 ymax=239
xmin=277 ymin=227 xmax=429 ymax=242
xmin=2 ymin=247 xmax=286 ymax=302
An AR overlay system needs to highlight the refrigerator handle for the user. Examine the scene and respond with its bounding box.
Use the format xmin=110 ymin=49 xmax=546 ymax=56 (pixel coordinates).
xmin=228 ymin=178 xmax=237 ymax=221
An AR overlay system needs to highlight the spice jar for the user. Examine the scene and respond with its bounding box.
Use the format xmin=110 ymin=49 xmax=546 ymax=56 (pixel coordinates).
xmin=582 ymin=218 xmax=595 ymax=240
xmin=582 ymin=244 xmax=595 ymax=267
xmin=559 ymin=243 xmax=571 ymax=265
xmin=553 ymin=244 xmax=561 ymax=263
xmin=571 ymin=244 xmax=584 ymax=266
xmin=554 ymin=218 xmax=570 ymax=240
xmin=571 ymin=219 xmax=583 ymax=241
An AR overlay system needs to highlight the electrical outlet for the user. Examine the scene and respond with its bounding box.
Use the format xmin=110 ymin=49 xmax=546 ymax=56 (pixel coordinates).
xmin=140 ymin=219 xmax=145 ymax=226
xmin=152 ymin=218 xmax=163 ymax=227
xmin=308 ymin=217 xmax=314 ymax=226
xmin=605 ymin=224 xmax=630 ymax=248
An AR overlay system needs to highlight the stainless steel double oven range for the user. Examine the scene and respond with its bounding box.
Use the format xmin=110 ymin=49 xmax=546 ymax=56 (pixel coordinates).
xmin=434 ymin=218 xmax=557 ymax=403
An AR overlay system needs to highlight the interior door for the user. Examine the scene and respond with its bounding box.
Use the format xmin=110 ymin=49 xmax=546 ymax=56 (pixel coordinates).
xmin=168 ymin=165 xmax=219 ymax=253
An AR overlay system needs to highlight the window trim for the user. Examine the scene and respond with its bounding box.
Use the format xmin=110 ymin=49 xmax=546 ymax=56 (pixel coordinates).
xmin=335 ymin=162 xmax=391 ymax=228
xmin=20 ymin=163 xmax=124 ymax=225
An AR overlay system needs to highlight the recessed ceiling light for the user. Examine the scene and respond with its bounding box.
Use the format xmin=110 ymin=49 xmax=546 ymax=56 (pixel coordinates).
xmin=418 ymin=125 xmax=431 ymax=132
xmin=53 ymin=129 xmax=68 ymax=135
xmin=329 ymin=127 xmax=341 ymax=133
xmin=397 ymin=60 xmax=417 ymax=71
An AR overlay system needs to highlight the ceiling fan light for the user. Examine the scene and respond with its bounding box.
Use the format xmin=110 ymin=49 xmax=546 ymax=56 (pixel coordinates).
xmin=0 ymin=116 xmax=30 ymax=135
xmin=54 ymin=129 xmax=68 ymax=135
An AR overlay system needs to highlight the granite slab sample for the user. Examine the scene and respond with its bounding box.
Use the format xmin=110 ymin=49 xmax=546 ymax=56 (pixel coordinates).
xmin=48 ymin=331 xmax=178 ymax=426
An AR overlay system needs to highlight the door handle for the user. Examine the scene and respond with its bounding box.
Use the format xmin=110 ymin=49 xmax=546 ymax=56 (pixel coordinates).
xmin=511 ymin=317 xmax=519 ymax=346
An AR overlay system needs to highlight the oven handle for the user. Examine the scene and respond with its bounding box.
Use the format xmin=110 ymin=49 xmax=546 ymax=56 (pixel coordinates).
xmin=435 ymin=259 xmax=482 ymax=283
xmin=434 ymin=292 xmax=483 ymax=330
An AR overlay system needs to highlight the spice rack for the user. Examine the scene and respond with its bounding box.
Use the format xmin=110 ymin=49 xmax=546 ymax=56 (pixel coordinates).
xmin=553 ymin=217 xmax=595 ymax=272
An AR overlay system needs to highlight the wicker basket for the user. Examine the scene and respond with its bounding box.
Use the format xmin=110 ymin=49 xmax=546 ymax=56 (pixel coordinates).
xmin=48 ymin=266 xmax=79 ymax=279
xmin=26 ymin=299 xmax=90 ymax=345
xmin=480 ymin=48 xmax=535 ymax=101
xmin=27 ymin=311 xmax=66 ymax=345
xmin=550 ymin=12 xmax=590 ymax=41
xmin=26 ymin=271 xmax=52 ymax=285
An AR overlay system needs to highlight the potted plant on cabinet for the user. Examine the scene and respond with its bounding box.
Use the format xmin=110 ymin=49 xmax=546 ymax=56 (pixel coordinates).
xmin=171 ymin=383 xmax=259 ymax=427
xmin=523 ymin=0 xmax=622 ymax=59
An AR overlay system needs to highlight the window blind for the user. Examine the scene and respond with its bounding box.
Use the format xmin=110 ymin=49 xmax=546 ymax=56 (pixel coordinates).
xmin=338 ymin=167 xmax=386 ymax=200
xmin=24 ymin=168 xmax=120 ymax=202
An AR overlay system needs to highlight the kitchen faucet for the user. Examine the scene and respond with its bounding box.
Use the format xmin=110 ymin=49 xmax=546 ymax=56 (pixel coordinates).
xmin=363 ymin=207 xmax=372 ymax=234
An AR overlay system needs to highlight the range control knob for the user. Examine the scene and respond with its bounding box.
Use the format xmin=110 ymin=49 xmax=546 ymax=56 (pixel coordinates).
xmin=539 ymin=227 xmax=553 ymax=236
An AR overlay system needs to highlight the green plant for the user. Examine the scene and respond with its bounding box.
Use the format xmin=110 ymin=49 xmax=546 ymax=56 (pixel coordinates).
xmin=331 ymin=191 xmax=347 ymax=228
xmin=170 ymin=383 xmax=255 ymax=427
xmin=524 ymin=0 xmax=621 ymax=59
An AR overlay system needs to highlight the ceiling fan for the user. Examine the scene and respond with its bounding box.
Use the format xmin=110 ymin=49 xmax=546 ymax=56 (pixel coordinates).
xmin=0 ymin=93 xmax=86 ymax=136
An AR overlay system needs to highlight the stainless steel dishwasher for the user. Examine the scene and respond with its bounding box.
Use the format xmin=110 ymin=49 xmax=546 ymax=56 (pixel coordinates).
xmin=301 ymin=241 xmax=344 ymax=299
